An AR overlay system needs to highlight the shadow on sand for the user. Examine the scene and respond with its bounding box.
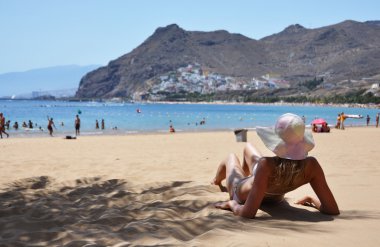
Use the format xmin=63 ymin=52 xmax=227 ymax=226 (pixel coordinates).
xmin=0 ymin=176 xmax=377 ymax=246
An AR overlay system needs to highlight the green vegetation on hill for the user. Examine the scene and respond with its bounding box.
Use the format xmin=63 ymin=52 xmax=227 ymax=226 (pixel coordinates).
xmin=162 ymin=89 xmax=380 ymax=104
xmin=298 ymin=78 xmax=324 ymax=90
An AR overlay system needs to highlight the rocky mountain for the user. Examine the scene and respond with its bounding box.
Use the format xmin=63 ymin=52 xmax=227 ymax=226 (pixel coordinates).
xmin=76 ymin=20 xmax=380 ymax=100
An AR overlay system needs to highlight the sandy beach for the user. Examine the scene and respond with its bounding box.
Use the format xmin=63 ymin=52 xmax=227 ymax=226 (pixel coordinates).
xmin=1 ymin=127 xmax=380 ymax=246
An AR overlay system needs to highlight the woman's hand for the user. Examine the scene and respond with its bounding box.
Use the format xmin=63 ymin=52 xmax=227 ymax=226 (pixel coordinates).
xmin=295 ymin=196 xmax=312 ymax=206
xmin=214 ymin=200 xmax=232 ymax=210
xmin=215 ymin=200 xmax=244 ymax=217
xmin=295 ymin=196 xmax=321 ymax=209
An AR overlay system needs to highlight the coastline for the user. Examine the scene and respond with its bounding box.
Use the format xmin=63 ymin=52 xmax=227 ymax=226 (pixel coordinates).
xmin=2 ymin=100 xmax=379 ymax=138
xmin=109 ymin=99 xmax=380 ymax=109
xmin=2 ymin=97 xmax=380 ymax=109
xmin=3 ymin=122 xmax=377 ymax=139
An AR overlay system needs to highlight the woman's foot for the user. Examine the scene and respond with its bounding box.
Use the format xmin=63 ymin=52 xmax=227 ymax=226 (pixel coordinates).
xmin=211 ymin=177 xmax=221 ymax=186
xmin=211 ymin=178 xmax=228 ymax=192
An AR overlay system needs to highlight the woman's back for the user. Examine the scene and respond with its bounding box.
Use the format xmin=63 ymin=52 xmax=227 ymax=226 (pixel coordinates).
xmin=255 ymin=156 xmax=316 ymax=203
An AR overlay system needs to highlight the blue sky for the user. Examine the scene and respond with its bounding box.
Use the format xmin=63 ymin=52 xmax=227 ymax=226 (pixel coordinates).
xmin=1 ymin=0 xmax=379 ymax=74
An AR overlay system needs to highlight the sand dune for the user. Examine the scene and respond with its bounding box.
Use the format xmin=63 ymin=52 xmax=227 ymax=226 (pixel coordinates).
xmin=1 ymin=128 xmax=380 ymax=246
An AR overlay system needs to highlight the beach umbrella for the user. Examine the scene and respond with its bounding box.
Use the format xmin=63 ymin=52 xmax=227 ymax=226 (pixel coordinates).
xmin=311 ymin=118 xmax=327 ymax=125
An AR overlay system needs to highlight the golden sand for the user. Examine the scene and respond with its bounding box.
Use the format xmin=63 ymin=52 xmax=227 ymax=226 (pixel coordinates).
xmin=0 ymin=127 xmax=380 ymax=246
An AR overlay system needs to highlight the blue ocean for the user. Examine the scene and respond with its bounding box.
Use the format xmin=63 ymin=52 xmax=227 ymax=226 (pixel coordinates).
xmin=0 ymin=100 xmax=378 ymax=136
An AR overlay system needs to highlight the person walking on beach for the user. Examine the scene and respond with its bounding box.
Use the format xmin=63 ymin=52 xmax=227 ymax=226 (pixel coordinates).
xmin=101 ymin=119 xmax=105 ymax=130
xmin=75 ymin=115 xmax=81 ymax=136
xmin=376 ymin=113 xmax=379 ymax=128
xmin=340 ymin=112 xmax=346 ymax=130
xmin=47 ymin=116 xmax=56 ymax=136
xmin=335 ymin=113 xmax=341 ymax=129
xmin=211 ymin=113 xmax=339 ymax=219
xmin=366 ymin=115 xmax=370 ymax=126
xmin=95 ymin=119 xmax=99 ymax=129
xmin=0 ymin=112 xmax=9 ymax=138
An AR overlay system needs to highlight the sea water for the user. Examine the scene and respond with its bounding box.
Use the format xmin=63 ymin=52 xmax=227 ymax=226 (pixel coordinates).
xmin=0 ymin=100 xmax=378 ymax=136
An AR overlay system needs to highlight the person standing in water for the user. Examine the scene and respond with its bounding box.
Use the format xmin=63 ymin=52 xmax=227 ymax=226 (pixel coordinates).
xmin=47 ymin=116 xmax=56 ymax=136
xmin=101 ymin=119 xmax=105 ymax=130
xmin=75 ymin=115 xmax=81 ymax=136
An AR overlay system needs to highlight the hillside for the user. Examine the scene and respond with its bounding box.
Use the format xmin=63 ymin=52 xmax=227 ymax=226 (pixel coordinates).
xmin=76 ymin=21 xmax=380 ymax=101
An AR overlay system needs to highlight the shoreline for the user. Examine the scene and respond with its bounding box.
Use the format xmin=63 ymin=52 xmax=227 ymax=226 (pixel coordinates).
xmin=2 ymin=98 xmax=380 ymax=109
xmin=2 ymin=123 xmax=377 ymax=139
xmin=148 ymin=100 xmax=380 ymax=109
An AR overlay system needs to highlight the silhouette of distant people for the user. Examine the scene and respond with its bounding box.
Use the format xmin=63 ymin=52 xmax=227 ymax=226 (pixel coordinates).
xmin=75 ymin=115 xmax=81 ymax=136
xmin=321 ymin=123 xmax=330 ymax=132
xmin=13 ymin=121 xmax=19 ymax=130
xmin=101 ymin=119 xmax=105 ymax=130
xmin=28 ymin=120 xmax=33 ymax=129
xmin=5 ymin=120 xmax=10 ymax=130
xmin=95 ymin=120 xmax=99 ymax=129
xmin=200 ymin=118 xmax=206 ymax=125
xmin=376 ymin=113 xmax=379 ymax=128
xmin=0 ymin=112 xmax=9 ymax=138
xmin=47 ymin=116 xmax=56 ymax=136
xmin=366 ymin=115 xmax=370 ymax=126
xmin=335 ymin=114 xmax=341 ymax=129
xmin=340 ymin=112 xmax=347 ymax=130
xmin=312 ymin=122 xmax=330 ymax=133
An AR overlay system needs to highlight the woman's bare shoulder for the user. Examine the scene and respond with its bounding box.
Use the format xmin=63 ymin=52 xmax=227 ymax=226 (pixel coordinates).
xmin=257 ymin=156 xmax=274 ymax=165
xmin=303 ymin=156 xmax=323 ymax=179
xmin=256 ymin=157 xmax=277 ymax=172
xmin=304 ymin=156 xmax=321 ymax=168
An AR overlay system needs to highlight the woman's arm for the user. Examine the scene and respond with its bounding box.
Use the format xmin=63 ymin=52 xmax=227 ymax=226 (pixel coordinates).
xmin=296 ymin=157 xmax=340 ymax=215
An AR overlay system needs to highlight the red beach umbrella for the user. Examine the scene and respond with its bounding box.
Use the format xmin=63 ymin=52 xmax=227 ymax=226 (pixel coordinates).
xmin=311 ymin=118 xmax=327 ymax=125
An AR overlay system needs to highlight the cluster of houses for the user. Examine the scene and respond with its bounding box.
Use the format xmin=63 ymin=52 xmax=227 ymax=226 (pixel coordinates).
xmin=133 ymin=64 xmax=290 ymax=101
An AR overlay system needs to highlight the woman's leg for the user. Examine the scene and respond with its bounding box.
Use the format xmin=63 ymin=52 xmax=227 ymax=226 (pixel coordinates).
xmin=242 ymin=143 xmax=262 ymax=176
xmin=212 ymin=153 xmax=246 ymax=198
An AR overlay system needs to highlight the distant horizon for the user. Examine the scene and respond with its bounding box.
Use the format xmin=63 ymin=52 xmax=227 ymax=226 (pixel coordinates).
xmin=0 ymin=64 xmax=101 ymax=96
xmin=0 ymin=64 xmax=103 ymax=75
xmin=1 ymin=0 xmax=379 ymax=74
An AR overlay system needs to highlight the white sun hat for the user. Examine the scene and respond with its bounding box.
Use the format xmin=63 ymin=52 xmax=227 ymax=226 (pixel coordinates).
xmin=256 ymin=113 xmax=315 ymax=160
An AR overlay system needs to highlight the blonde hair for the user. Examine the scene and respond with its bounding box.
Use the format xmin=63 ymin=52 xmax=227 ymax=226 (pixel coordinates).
xmin=271 ymin=157 xmax=305 ymax=187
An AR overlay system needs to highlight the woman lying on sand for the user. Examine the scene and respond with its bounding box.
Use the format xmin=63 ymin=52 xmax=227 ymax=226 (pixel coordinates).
xmin=212 ymin=113 xmax=340 ymax=218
